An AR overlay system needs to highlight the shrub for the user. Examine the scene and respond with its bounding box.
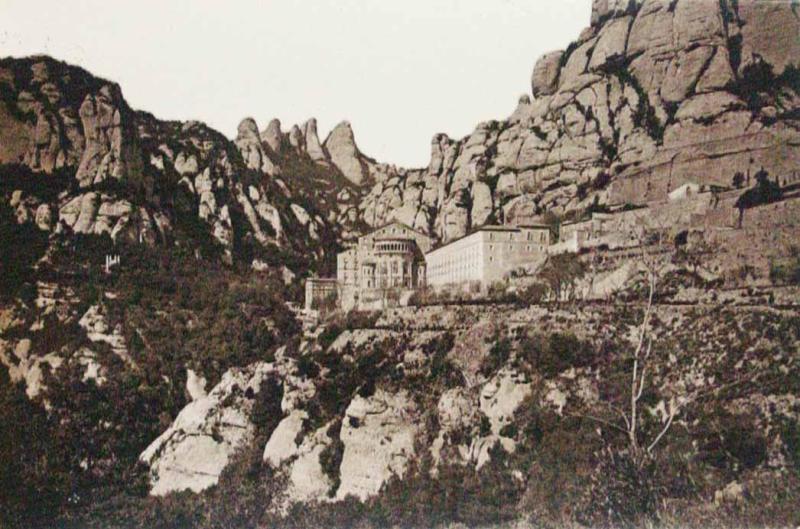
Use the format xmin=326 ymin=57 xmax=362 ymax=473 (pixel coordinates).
xmin=319 ymin=420 xmax=345 ymax=497
xmin=695 ymin=406 xmax=768 ymax=476
xmin=480 ymin=337 xmax=512 ymax=377
xmin=0 ymin=201 xmax=49 ymax=300
xmin=519 ymin=332 xmax=596 ymax=377
xmin=518 ymin=282 xmax=548 ymax=305
xmin=579 ymin=449 xmax=663 ymax=529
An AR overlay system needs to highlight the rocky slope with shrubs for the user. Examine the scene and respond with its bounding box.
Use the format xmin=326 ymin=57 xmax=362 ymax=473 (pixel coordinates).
xmin=55 ymin=285 xmax=800 ymax=529
xmin=1 ymin=0 xmax=800 ymax=528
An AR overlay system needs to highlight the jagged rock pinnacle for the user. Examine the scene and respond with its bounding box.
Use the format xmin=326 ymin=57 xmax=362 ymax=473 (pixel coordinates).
xmin=324 ymin=121 xmax=368 ymax=186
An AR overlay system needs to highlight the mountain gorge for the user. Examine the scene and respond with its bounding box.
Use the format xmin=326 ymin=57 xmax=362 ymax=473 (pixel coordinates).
xmin=1 ymin=1 xmax=800 ymax=528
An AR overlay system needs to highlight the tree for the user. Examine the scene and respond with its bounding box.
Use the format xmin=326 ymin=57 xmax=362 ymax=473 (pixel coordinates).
xmin=672 ymin=230 xmax=713 ymax=278
xmin=578 ymin=228 xmax=678 ymax=462
xmin=732 ymin=171 xmax=745 ymax=189
xmin=518 ymin=282 xmax=548 ymax=306
xmin=735 ymin=167 xmax=783 ymax=228
xmin=539 ymin=253 xmax=586 ymax=303
xmin=542 ymin=211 xmax=562 ymax=243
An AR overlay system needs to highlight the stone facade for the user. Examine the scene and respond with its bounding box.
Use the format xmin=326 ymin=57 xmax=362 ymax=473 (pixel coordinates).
xmin=304 ymin=278 xmax=338 ymax=312
xmin=337 ymin=222 xmax=433 ymax=310
xmin=425 ymin=225 xmax=551 ymax=289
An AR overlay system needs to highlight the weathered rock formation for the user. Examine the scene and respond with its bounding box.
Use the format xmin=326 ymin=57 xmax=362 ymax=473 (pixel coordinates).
xmin=0 ymin=56 xmax=339 ymax=269
xmin=140 ymin=362 xmax=280 ymax=496
xmin=354 ymin=0 xmax=800 ymax=242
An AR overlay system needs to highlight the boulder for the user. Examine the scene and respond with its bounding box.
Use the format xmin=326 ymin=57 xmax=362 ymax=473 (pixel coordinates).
xmin=34 ymin=204 xmax=52 ymax=231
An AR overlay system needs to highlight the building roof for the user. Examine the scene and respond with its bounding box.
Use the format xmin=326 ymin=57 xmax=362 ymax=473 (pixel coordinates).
xmin=425 ymin=224 xmax=541 ymax=255
xmin=364 ymin=221 xmax=433 ymax=242
xmin=516 ymin=223 xmax=552 ymax=230
xmin=560 ymin=217 xmax=594 ymax=228
xmin=306 ymin=277 xmax=339 ymax=284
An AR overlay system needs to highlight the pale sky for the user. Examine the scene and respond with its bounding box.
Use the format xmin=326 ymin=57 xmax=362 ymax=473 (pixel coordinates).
xmin=0 ymin=0 xmax=591 ymax=168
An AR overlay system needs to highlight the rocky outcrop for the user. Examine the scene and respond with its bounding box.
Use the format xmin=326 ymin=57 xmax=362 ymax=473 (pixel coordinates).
xmin=532 ymin=51 xmax=564 ymax=97
xmin=354 ymin=0 xmax=800 ymax=242
xmin=140 ymin=362 xmax=280 ymax=496
xmin=302 ymin=118 xmax=328 ymax=163
xmin=78 ymin=304 xmax=131 ymax=364
xmin=261 ymin=118 xmax=283 ymax=153
xmin=324 ymin=121 xmax=369 ymax=186
xmin=235 ymin=117 xmax=277 ymax=175
xmin=336 ymin=390 xmax=420 ymax=500
xmin=75 ymin=84 xmax=142 ymax=188
xmin=0 ymin=56 xmax=341 ymax=273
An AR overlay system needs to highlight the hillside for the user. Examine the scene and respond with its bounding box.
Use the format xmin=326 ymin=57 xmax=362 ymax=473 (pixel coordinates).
xmin=1 ymin=0 xmax=799 ymax=528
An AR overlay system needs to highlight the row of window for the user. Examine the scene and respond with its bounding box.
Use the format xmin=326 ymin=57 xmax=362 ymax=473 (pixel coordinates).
xmin=364 ymin=277 xmax=415 ymax=289
xmin=487 ymin=230 xmax=549 ymax=243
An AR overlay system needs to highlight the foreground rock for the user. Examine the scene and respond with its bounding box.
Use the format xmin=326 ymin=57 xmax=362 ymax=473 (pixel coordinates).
xmin=140 ymin=362 xmax=279 ymax=496
xmin=336 ymin=390 xmax=420 ymax=500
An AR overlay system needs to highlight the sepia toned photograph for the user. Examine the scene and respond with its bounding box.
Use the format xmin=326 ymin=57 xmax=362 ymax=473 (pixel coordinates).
xmin=1 ymin=1 xmax=799 ymax=527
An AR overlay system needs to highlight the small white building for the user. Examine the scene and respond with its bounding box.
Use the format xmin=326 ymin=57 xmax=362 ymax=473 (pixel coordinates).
xmin=668 ymin=182 xmax=702 ymax=202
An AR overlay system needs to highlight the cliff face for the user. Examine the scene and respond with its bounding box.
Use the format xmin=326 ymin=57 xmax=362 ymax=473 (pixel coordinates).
xmin=137 ymin=301 xmax=800 ymax=528
xmin=1 ymin=1 xmax=800 ymax=527
xmin=0 ymin=56 xmax=359 ymax=270
xmin=357 ymin=0 xmax=800 ymax=242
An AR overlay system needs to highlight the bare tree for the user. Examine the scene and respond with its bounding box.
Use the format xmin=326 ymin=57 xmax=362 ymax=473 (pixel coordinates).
xmin=573 ymin=224 xmax=679 ymax=464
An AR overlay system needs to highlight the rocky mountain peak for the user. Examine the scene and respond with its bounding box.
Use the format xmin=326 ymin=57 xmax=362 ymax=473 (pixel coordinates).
xmin=323 ymin=120 xmax=369 ymax=186
xmin=353 ymin=0 xmax=800 ymax=243
xmin=260 ymin=118 xmax=283 ymax=153
xmin=301 ymin=118 xmax=327 ymax=163
xmin=236 ymin=117 xmax=260 ymax=140
xmin=235 ymin=116 xmax=277 ymax=175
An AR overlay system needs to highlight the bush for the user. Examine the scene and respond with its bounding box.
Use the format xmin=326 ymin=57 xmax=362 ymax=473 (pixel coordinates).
xmin=769 ymin=246 xmax=800 ymax=285
xmin=695 ymin=406 xmax=768 ymax=477
xmin=318 ymin=420 xmax=345 ymax=497
xmin=480 ymin=338 xmax=512 ymax=377
xmin=518 ymin=282 xmax=548 ymax=305
xmin=0 ymin=370 xmax=68 ymax=529
xmin=425 ymin=333 xmax=463 ymax=388
xmin=0 ymin=201 xmax=49 ymax=300
xmin=519 ymin=332 xmax=596 ymax=377
xmin=580 ymin=449 xmax=663 ymax=529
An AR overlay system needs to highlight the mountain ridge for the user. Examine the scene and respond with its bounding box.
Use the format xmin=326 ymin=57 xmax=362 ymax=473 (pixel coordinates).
xmin=1 ymin=2 xmax=800 ymax=528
